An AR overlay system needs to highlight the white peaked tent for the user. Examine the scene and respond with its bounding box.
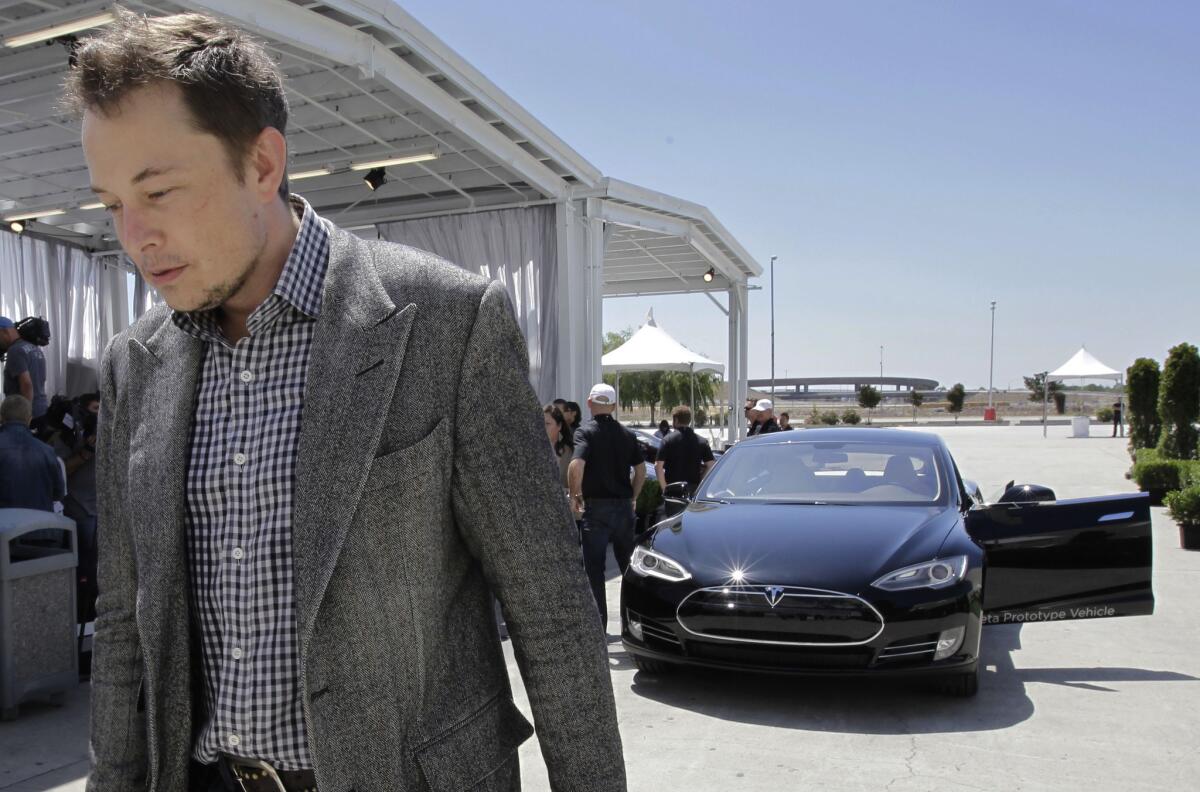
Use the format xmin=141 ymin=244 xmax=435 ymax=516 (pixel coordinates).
xmin=1041 ymin=347 xmax=1124 ymax=437
xmin=602 ymin=309 xmax=725 ymax=413
xmin=1049 ymin=347 xmax=1122 ymax=380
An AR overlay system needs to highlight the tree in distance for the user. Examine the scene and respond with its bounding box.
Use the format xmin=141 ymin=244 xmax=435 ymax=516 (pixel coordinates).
xmin=947 ymin=383 xmax=966 ymax=423
xmin=857 ymin=384 xmax=882 ymax=424
xmin=1157 ymin=342 xmax=1199 ymax=460
xmin=909 ymin=389 xmax=924 ymax=424
xmin=1125 ymin=357 xmax=1162 ymax=453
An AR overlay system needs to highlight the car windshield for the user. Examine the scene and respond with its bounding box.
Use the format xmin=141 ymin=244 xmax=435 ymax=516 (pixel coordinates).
xmin=699 ymin=440 xmax=944 ymax=505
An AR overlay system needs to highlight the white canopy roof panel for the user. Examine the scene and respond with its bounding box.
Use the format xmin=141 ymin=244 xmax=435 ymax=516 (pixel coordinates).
xmin=602 ymin=309 xmax=724 ymax=375
xmin=1049 ymin=347 xmax=1122 ymax=380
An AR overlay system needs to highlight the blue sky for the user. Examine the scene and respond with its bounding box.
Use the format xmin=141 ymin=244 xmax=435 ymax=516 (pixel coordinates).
xmin=400 ymin=0 xmax=1197 ymax=388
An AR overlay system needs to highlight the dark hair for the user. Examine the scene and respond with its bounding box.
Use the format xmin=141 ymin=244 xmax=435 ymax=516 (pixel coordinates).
xmin=671 ymin=406 xmax=692 ymax=426
xmin=553 ymin=398 xmax=567 ymax=407
xmin=62 ymin=8 xmax=291 ymax=200
xmin=780 ymin=412 xmax=790 ymax=419
xmin=563 ymin=401 xmax=582 ymax=434
xmin=659 ymin=419 xmax=670 ymax=431
xmin=543 ymin=404 xmax=569 ymax=456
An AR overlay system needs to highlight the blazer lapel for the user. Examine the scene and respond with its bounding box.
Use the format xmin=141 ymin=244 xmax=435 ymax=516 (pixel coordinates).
xmin=292 ymin=230 xmax=416 ymax=648
xmin=126 ymin=317 xmax=203 ymax=639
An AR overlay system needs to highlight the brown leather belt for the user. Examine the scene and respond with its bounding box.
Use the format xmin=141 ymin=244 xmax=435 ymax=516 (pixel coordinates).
xmin=219 ymin=755 xmax=317 ymax=792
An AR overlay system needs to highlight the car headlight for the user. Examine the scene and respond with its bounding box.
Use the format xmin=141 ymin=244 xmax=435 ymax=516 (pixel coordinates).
xmin=872 ymin=555 xmax=967 ymax=591
xmin=630 ymin=546 xmax=692 ymax=582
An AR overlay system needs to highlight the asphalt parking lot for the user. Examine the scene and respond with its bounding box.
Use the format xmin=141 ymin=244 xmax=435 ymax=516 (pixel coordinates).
xmin=508 ymin=425 xmax=1200 ymax=792
xmin=2 ymin=425 xmax=1196 ymax=791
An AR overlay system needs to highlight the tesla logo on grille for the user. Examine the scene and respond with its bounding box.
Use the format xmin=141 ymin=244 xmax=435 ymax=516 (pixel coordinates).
xmin=763 ymin=586 xmax=786 ymax=607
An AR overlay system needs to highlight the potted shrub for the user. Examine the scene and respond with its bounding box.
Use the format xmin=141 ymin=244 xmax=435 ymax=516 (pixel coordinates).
xmin=1165 ymin=485 xmax=1200 ymax=550
xmin=1130 ymin=450 xmax=1182 ymax=504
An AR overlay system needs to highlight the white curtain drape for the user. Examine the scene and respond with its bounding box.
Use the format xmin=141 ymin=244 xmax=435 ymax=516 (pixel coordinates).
xmin=0 ymin=231 xmax=118 ymax=399
xmin=376 ymin=205 xmax=559 ymax=402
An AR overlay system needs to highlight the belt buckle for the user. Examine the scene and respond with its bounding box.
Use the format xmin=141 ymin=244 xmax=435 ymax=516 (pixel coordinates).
xmin=229 ymin=756 xmax=289 ymax=792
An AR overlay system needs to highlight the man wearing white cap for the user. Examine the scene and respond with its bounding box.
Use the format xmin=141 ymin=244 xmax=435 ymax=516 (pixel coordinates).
xmin=568 ymin=383 xmax=646 ymax=626
xmin=748 ymin=398 xmax=781 ymax=435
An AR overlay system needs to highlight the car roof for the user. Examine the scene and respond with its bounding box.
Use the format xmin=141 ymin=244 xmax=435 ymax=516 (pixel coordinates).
xmin=736 ymin=427 xmax=945 ymax=449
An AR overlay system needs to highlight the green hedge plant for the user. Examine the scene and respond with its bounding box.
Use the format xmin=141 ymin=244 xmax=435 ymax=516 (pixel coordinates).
xmin=841 ymin=410 xmax=862 ymax=425
xmin=1157 ymin=342 xmax=1200 ymax=460
xmin=1126 ymin=357 xmax=1162 ymax=452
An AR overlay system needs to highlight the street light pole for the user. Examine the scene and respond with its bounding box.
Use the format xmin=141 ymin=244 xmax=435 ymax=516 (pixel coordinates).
xmin=988 ymin=300 xmax=997 ymax=409
xmin=770 ymin=255 xmax=777 ymax=399
xmin=880 ymin=345 xmax=884 ymax=388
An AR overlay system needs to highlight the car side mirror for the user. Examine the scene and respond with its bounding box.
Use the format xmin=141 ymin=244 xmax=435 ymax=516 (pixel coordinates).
xmin=997 ymin=482 xmax=1056 ymax=504
xmin=662 ymin=481 xmax=690 ymax=501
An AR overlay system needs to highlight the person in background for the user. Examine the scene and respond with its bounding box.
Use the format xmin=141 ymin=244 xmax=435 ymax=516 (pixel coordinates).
xmin=744 ymin=397 xmax=756 ymax=434
xmin=655 ymin=405 xmax=715 ymax=517
xmin=779 ymin=411 xmax=794 ymax=431
xmin=654 ymin=419 xmax=671 ymax=440
xmin=0 ymin=316 xmax=49 ymax=421
xmin=543 ymin=403 xmax=572 ymax=493
xmin=562 ymin=400 xmax=583 ymax=442
xmin=0 ymin=395 xmax=64 ymax=510
xmin=748 ymin=399 xmax=781 ymax=435
xmin=569 ymin=383 xmax=645 ymax=627
xmin=1112 ymin=399 xmax=1124 ymax=438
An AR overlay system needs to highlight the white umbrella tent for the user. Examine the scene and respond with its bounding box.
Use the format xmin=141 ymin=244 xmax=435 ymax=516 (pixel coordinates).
xmin=1041 ymin=347 xmax=1123 ymax=436
xmin=602 ymin=309 xmax=725 ymax=418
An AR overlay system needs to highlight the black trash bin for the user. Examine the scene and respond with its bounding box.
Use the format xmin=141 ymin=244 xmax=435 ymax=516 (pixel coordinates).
xmin=0 ymin=508 xmax=78 ymax=720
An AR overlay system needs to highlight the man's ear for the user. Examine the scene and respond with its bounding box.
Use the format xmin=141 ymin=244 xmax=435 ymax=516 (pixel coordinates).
xmin=249 ymin=126 xmax=289 ymax=203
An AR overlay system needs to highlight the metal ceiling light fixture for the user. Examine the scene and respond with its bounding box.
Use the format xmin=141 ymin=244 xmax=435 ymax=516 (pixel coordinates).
xmin=363 ymin=168 xmax=387 ymax=191
xmin=9 ymin=221 xmax=24 ymax=234
xmin=703 ymin=267 xmax=715 ymax=283
xmin=3 ymin=11 xmax=116 ymax=48
xmin=350 ymin=151 xmax=439 ymax=170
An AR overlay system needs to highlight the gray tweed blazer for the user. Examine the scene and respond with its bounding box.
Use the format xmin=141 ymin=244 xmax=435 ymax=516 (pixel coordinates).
xmin=86 ymin=227 xmax=626 ymax=792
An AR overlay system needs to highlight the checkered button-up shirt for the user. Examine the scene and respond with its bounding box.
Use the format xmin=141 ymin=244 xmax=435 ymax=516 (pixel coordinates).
xmin=176 ymin=197 xmax=330 ymax=769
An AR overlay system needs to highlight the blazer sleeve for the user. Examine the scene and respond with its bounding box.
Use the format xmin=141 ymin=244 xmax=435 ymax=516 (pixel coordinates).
xmin=86 ymin=339 xmax=149 ymax=791
xmin=450 ymin=280 xmax=627 ymax=792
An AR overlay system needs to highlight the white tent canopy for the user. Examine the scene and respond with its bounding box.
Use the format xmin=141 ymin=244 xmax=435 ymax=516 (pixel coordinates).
xmin=1040 ymin=346 xmax=1123 ymax=438
xmin=602 ymin=309 xmax=724 ymax=375
xmin=1049 ymin=347 xmax=1122 ymax=380
xmin=602 ymin=309 xmax=724 ymax=414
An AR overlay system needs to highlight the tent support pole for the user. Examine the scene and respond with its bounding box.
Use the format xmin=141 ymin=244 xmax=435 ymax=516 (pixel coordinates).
xmin=690 ymin=363 xmax=695 ymax=412
xmin=1042 ymin=371 xmax=1049 ymax=438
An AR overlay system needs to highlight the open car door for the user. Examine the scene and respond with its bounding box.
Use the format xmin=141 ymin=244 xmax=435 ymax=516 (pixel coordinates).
xmin=966 ymin=493 xmax=1153 ymax=625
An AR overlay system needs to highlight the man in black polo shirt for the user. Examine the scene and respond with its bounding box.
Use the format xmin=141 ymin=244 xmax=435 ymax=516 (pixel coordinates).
xmin=655 ymin=405 xmax=715 ymax=516
xmin=569 ymin=383 xmax=645 ymax=626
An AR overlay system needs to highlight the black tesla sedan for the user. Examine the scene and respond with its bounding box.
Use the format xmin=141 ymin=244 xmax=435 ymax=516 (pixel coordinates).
xmin=620 ymin=428 xmax=1153 ymax=696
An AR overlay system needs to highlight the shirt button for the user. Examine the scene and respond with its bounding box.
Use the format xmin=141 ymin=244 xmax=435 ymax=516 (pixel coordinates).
xmin=227 ymin=733 xmax=241 ymax=748
xmin=231 ymin=647 xmax=244 ymax=660
xmin=231 ymin=547 xmax=245 ymax=561
xmin=233 ymin=452 xmax=247 ymax=466
xmin=239 ymin=370 xmax=254 ymax=383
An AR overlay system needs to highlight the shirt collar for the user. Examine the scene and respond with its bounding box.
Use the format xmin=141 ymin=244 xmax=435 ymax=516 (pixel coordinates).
xmin=171 ymin=195 xmax=330 ymax=342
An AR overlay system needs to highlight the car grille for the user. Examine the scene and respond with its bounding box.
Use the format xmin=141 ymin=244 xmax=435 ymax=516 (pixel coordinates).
xmin=688 ymin=642 xmax=873 ymax=670
xmin=677 ymin=586 xmax=884 ymax=646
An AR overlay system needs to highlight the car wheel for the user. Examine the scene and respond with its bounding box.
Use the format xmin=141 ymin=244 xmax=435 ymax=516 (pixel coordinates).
xmin=633 ymin=655 xmax=674 ymax=674
xmin=941 ymin=668 xmax=979 ymax=698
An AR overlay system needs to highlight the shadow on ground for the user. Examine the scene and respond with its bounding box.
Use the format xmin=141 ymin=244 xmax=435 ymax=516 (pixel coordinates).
xmin=619 ymin=624 xmax=1197 ymax=735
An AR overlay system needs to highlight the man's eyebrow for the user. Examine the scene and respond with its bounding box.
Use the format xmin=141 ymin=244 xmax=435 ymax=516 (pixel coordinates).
xmin=90 ymin=166 xmax=177 ymax=194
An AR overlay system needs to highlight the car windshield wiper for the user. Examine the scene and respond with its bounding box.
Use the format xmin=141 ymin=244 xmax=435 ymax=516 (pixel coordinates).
xmin=776 ymin=500 xmax=861 ymax=506
xmin=696 ymin=497 xmax=732 ymax=504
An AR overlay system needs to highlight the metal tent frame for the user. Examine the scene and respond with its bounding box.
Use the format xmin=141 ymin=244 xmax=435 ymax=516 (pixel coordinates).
xmin=0 ymin=0 xmax=758 ymax=424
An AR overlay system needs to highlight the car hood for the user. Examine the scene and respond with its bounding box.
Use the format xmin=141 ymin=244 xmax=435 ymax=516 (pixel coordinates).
xmin=649 ymin=500 xmax=959 ymax=593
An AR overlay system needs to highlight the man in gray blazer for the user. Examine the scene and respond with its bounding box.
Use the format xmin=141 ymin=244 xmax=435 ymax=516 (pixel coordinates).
xmin=66 ymin=10 xmax=624 ymax=792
